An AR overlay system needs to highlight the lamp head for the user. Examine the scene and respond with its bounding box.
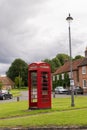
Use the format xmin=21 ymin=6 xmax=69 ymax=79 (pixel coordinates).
xmin=66 ymin=13 xmax=73 ymax=23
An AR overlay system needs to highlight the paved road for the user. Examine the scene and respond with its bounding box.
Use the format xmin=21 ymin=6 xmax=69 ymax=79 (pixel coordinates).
xmin=0 ymin=91 xmax=85 ymax=103
xmin=0 ymin=91 xmax=70 ymax=103
xmin=20 ymin=91 xmax=28 ymax=100
xmin=0 ymin=91 xmax=28 ymax=103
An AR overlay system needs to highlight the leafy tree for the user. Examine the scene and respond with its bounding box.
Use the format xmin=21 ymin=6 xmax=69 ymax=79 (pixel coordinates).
xmin=52 ymin=57 xmax=61 ymax=69
xmin=6 ymin=58 xmax=28 ymax=86
xmin=43 ymin=57 xmax=61 ymax=73
xmin=43 ymin=59 xmax=50 ymax=63
xmin=52 ymin=80 xmax=57 ymax=91
xmin=43 ymin=59 xmax=56 ymax=72
xmin=44 ymin=53 xmax=70 ymax=73
xmin=56 ymin=53 xmax=70 ymax=65
xmin=15 ymin=76 xmax=24 ymax=88
xmin=74 ymin=55 xmax=84 ymax=60
xmin=50 ymin=61 xmax=57 ymax=73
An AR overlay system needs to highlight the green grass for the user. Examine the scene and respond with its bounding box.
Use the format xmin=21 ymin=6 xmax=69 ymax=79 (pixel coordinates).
xmin=0 ymin=96 xmax=87 ymax=127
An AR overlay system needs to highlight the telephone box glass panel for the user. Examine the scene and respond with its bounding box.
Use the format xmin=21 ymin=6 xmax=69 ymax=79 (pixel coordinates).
xmin=31 ymin=71 xmax=37 ymax=102
xmin=41 ymin=72 xmax=49 ymax=102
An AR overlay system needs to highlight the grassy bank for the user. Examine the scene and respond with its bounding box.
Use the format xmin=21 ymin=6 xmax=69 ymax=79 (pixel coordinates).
xmin=0 ymin=96 xmax=87 ymax=127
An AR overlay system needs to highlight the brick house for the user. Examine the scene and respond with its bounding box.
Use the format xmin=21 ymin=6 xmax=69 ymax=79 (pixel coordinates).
xmin=0 ymin=76 xmax=14 ymax=90
xmin=53 ymin=48 xmax=87 ymax=93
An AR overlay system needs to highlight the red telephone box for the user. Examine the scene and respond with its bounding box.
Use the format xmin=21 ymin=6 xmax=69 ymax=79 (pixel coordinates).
xmin=28 ymin=62 xmax=51 ymax=109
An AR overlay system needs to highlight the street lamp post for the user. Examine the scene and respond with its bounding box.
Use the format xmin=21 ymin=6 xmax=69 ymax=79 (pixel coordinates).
xmin=66 ymin=13 xmax=75 ymax=107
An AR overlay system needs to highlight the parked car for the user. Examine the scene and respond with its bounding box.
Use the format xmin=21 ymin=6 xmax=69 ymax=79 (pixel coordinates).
xmin=54 ymin=86 xmax=68 ymax=94
xmin=0 ymin=90 xmax=13 ymax=100
xmin=67 ymin=86 xmax=83 ymax=95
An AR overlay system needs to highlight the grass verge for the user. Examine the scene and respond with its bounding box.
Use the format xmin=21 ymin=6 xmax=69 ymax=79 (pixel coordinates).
xmin=0 ymin=96 xmax=87 ymax=127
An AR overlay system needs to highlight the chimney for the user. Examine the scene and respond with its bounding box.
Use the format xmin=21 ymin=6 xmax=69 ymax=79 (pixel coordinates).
xmin=85 ymin=47 xmax=87 ymax=58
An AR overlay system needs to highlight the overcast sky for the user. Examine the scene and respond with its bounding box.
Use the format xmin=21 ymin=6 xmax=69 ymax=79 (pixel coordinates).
xmin=0 ymin=0 xmax=87 ymax=75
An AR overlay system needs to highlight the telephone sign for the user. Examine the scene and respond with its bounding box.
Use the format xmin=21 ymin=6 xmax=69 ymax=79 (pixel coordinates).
xmin=70 ymin=79 xmax=74 ymax=86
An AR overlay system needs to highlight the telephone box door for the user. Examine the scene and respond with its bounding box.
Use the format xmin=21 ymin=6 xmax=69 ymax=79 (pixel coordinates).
xmin=38 ymin=71 xmax=51 ymax=108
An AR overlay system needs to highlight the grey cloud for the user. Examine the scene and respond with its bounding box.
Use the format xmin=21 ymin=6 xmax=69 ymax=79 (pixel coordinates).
xmin=0 ymin=0 xmax=49 ymax=64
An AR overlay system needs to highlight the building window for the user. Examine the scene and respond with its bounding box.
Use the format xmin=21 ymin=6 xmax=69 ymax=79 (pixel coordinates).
xmin=82 ymin=66 xmax=86 ymax=74
xmin=53 ymin=76 xmax=55 ymax=81
xmin=57 ymin=75 xmax=59 ymax=80
xmin=83 ymin=80 xmax=87 ymax=87
xmin=62 ymin=74 xmax=64 ymax=80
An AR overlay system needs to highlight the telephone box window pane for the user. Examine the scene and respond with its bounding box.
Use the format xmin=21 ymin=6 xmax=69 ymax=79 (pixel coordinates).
xmin=41 ymin=72 xmax=49 ymax=102
xmin=41 ymin=72 xmax=48 ymax=92
xmin=31 ymin=72 xmax=37 ymax=102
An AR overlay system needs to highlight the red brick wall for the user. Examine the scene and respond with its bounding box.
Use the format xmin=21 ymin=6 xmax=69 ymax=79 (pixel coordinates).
xmin=73 ymin=70 xmax=79 ymax=86
xmin=79 ymin=66 xmax=87 ymax=87
xmin=78 ymin=66 xmax=87 ymax=93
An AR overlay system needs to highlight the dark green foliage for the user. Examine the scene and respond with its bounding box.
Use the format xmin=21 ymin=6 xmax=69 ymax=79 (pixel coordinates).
xmin=63 ymin=73 xmax=70 ymax=88
xmin=74 ymin=55 xmax=84 ymax=60
xmin=57 ymin=74 xmax=63 ymax=86
xmin=43 ymin=59 xmax=56 ymax=72
xmin=52 ymin=81 xmax=57 ymax=91
xmin=53 ymin=73 xmax=70 ymax=90
xmin=52 ymin=57 xmax=61 ymax=69
xmin=56 ymin=53 xmax=70 ymax=65
xmin=15 ymin=76 xmax=24 ymax=88
xmin=6 ymin=59 xmax=28 ymax=87
xmin=53 ymin=74 xmax=63 ymax=90
xmin=43 ymin=53 xmax=70 ymax=73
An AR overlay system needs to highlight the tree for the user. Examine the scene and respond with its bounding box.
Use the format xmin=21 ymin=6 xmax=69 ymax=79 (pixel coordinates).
xmin=43 ymin=59 xmax=56 ymax=72
xmin=15 ymin=76 xmax=24 ymax=88
xmin=43 ymin=57 xmax=61 ymax=73
xmin=52 ymin=57 xmax=61 ymax=69
xmin=6 ymin=58 xmax=28 ymax=86
xmin=44 ymin=54 xmax=70 ymax=73
xmin=56 ymin=53 xmax=70 ymax=65
xmin=74 ymin=55 xmax=84 ymax=60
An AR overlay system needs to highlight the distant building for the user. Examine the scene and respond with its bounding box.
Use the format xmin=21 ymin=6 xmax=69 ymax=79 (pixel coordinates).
xmin=0 ymin=76 xmax=14 ymax=90
xmin=53 ymin=48 xmax=87 ymax=93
